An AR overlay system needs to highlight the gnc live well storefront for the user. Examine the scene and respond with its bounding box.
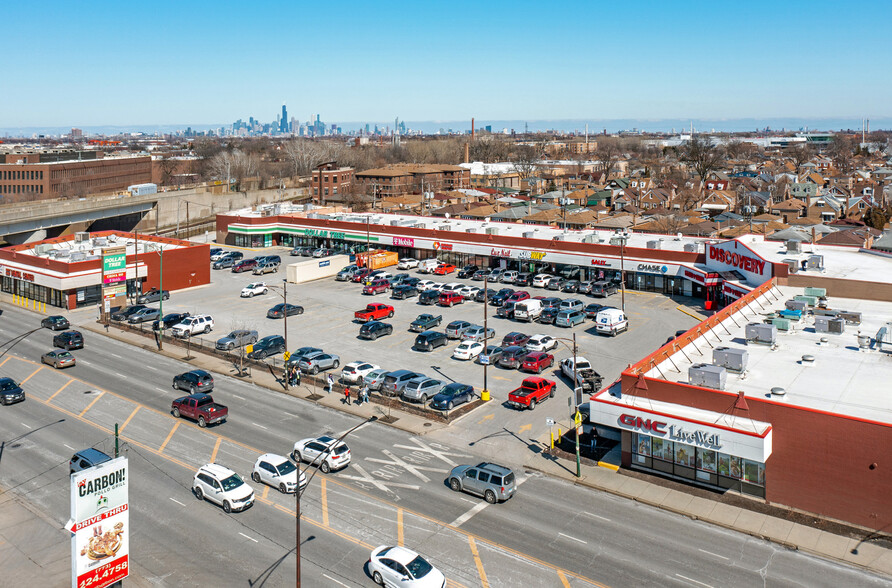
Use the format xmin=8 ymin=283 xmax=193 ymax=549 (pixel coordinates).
xmin=590 ymin=391 xmax=773 ymax=498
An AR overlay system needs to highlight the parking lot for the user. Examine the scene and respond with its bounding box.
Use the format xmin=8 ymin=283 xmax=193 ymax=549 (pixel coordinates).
xmin=137 ymin=244 xmax=701 ymax=448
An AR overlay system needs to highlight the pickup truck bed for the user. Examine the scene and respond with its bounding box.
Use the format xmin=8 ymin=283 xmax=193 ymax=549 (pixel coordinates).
xmin=354 ymin=304 xmax=394 ymax=323
xmin=171 ymin=393 xmax=228 ymax=427
xmin=508 ymin=377 xmax=556 ymax=410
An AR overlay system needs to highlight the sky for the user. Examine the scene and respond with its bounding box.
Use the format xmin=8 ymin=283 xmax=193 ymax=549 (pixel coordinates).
xmin=3 ymin=0 xmax=891 ymax=129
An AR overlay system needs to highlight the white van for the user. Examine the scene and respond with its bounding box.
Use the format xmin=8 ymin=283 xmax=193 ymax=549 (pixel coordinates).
xmin=595 ymin=308 xmax=628 ymax=336
xmin=418 ymin=259 xmax=441 ymax=273
xmin=513 ymin=299 xmax=543 ymax=321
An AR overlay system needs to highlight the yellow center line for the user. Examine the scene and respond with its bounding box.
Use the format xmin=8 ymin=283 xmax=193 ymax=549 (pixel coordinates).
xmin=20 ymin=367 xmax=43 ymax=385
xmin=210 ymin=436 xmax=222 ymax=463
xmin=321 ymin=477 xmax=329 ymax=527
xmin=262 ymin=485 xmax=269 ymax=500
xmin=118 ymin=406 xmax=141 ymax=434
xmin=558 ymin=570 xmax=572 ymax=587
xmin=468 ymin=536 xmax=489 ymax=588
xmin=79 ymin=391 xmax=106 ymax=417
xmin=158 ymin=422 xmax=180 ymax=453
xmin=397 ymin=508 xmax=404 ymax=546
xmin=47 ymin=379 xmax=74 ymax=403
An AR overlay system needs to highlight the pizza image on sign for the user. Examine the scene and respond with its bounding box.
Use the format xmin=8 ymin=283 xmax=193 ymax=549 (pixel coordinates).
xmin=82 ymin=521 xmax=124 ymax=560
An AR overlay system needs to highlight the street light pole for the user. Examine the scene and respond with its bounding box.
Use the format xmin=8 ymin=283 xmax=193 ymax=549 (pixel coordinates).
xmin=283 ymin=278 xmax=288 ymax=390
xmin=157 ymin=246 xmax=164 ymax=351
xmin=620 ymin=236 xmax=626 ymax=312
xmin=573 ymin=332 xmax=581 ymax=478
xmin=482 ymin=274 xmax=489 ymax=400
xmin=295 ymin=416 xmax=377 ymax=588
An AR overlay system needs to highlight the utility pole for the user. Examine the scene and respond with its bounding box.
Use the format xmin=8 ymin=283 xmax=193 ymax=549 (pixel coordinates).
xmin=283 ymin=278 xmax=289 ymax=389
xmin=620 ymin=236 xmax=626 ymax=311
xmin=157 ymin=246 xmax=164 ymax=351
xmin=133 ymin=230 xmax=140 ymax=303
xmin=573 ymin=332 xmax=581 ymax=478
xmin=482 ymin=274 xmax=489 ymax=401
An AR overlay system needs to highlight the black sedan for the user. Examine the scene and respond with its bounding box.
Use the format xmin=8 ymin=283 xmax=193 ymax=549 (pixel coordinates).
xmin=0 ymin=377 xmax=25 ymax=406
xmin=418 ymin=290 xmax=440 ymax=305
xmin=172 ymin=369 xmax=214 ymax=393
xmin=247 ymin=335 xmax=287 ymax=359
xmin=561 ymin=280 xmax=580 ymax=293
xmin=53 ymin=330 xmax=84 ymax=350
xmin=430 ymin=383 xmax=475 ymax=411
xmin=474 ymin=288 xmax=497 ymax=303
xmin=267 ymin=303 xmax=305 ymax=318
xmin=359 ymin=321 xmax=394 ymax=340
xmin=41 ymin=315 xmax=70 ymax=331
xmin=490 ymin=289 xmax=515 ymax=306
xmin=471 ymin=270 xmax=489 ymax=281
xmin=391 ymin=285 xmax=418 ymax=300
xmin=153 ymin=312 xmax=190 ymax=331
xmin=137 ymin=288 xmax=170 ymax=304
xmin=457 ymin=265 xmax=478 ymax=279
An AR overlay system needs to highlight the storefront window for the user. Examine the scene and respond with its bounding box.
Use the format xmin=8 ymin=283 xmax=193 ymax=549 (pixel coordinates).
xmin=634 ymin=433 xmax=651 ymax=456
xmin=697 ymin=449 xmax=717 ymax=473
xmin=673 ymin=442 xmax=695 ymax=467
xmin=652 ymin=438 xmax=674 ymax=462
xmin=743 ymin=460 xmax=765 ymax=486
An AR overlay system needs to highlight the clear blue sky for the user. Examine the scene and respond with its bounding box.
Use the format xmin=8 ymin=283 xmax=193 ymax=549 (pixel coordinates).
xmin=4 ymin=0 xmax=890 ymax=127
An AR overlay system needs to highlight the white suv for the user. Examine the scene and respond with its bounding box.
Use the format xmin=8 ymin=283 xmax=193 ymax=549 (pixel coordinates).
xmin=240 ymin=282 xmax=268 ymax=297
xmin=340 ymin=361 xmax=381 ymax=384
xmin=251 ymin=454 xmax=306 ymax=494
xmin=192 ymin=463 xmax=254 ymax=512
xmin=292 ymin=436 xmax=352 ymax=473
xmin=171 ymin=314 xmax=214 ymax=338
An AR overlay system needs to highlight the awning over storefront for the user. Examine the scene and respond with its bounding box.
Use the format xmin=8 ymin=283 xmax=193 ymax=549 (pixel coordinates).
xmin=589 ymin=390 xmax=773 ymax=462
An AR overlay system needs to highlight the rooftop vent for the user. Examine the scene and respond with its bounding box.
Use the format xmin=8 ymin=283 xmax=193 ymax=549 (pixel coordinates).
xmin=786 ymin=240 xmax=800 ymax=253
xmin=814 ymin=316 xmax=845 ymax=334
xmin=646 ymin=239 xmax=662 ymax=249
xmin=689 ymin=363 xmax=727 ymax=390
xmin=486 ymin=227 xmax=499 ymax=235
xmin=683 ymin=243 xmax=700 ymax=253
xmin=745 ymin=322 xmax=777 ymax=345
xmin=74 ymin=232 xmax=90 ymax=243
xmin=712 ymin=346 xmax=748 ymax=372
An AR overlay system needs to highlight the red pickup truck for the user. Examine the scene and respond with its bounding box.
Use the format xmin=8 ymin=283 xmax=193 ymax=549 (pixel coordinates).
xmin=354 ymin=303 xmax=394 ymax=322
xmin=438 ymin=291 xmax=464 ymax=307
xmin=171 ymin=393 xmax=228 ymax=427
xmin=508 ymin=377 xmax=556 ymax=410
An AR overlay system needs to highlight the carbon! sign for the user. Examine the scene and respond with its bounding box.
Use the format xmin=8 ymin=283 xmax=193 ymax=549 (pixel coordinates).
xmin=68 ymin=456 xmax=130 ymax=588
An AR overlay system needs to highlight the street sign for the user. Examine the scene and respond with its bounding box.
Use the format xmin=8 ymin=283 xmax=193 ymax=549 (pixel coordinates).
xmin=574 ymin=411 xmax=582 ymax=426
xmin=546 ymin=418 xmax=555 ymax=426
xmin=103 ymin=300 xmax=110 ymax=313
xmin=479 ymin=356 xmax=489 ymax=365
xmin=246 ymin=344 xmax=253 ymax=354
xmin=283 ymin=351 xmax=291 ymax=362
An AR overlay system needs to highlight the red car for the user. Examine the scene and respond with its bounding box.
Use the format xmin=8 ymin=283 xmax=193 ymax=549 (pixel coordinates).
xmin=231 ymin=259 xmax=258 ymax=273
xmin=362 ymin=279 xmax=390 ymax=295
xmin=521 ymin=351 xmax=554 ymax=373
xmin=351 ymin=268 xmax=372 ymax=283
xmin=507 ymin=290 xmax=531 ymax=303
xmin=438 ymin=291 xmax=464 ymax=307
xmin=433 ymin=263 xmax=456 ymax=275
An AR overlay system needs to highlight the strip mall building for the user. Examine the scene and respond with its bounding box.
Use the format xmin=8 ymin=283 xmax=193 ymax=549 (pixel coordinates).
xmin=217 ymin=209 xmax=892 ymax=531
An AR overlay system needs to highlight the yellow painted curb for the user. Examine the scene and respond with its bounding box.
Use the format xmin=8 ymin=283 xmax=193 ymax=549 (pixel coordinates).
xmin=676 ymin=305 xmax=704 ymax=321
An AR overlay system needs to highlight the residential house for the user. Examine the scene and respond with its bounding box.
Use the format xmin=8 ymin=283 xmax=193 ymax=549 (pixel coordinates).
xmin=638 ymin=188 xmax=673 ymax=210
xmin=704 ymin=171 xmax=731 ymax=191
xmin=700 ymin=190 xmax=736 ymax=213
xmin=818 ymin=227 xmax=877 ymax=248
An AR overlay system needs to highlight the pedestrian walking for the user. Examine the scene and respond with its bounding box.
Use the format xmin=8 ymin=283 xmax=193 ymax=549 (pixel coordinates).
xmin=343 ymin=386 xmax=351 ymax=405
xmin=294 ymin=368 xmax=301 ymax=388
xmin=326 ymin=373 xmax=333 ymax=393
xmin=362 ymin=385 xmax=370 ymax=405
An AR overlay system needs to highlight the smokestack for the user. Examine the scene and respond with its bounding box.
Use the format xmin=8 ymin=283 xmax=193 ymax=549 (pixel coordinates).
xmin=464 ymin=142 xmax=469 ymax=164
xmin=471 ymin=118 xmax=475 ymax=141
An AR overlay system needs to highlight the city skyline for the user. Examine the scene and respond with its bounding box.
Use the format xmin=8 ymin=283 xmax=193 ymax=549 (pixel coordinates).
xmin=4 ymin=0 xmax=890 ymax=128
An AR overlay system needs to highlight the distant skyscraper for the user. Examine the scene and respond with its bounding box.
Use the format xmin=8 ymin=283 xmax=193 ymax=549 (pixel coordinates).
xmin=281 ymin=103 xmax=288 ymax=133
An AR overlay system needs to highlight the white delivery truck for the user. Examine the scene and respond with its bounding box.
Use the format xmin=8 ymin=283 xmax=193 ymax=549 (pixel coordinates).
xmin=418 ymin=259 xmax=441 ymax=273
xmin=595 ymin=307 xmax=629 ymax=336
xmin=513 ymin=299 xmax=543 ymax=321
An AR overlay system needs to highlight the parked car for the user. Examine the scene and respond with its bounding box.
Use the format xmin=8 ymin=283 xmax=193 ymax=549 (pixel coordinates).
xmin=209 ymin=247 xmax=223 ymax=258
xmin=452 ymin=340 xmax=484 ymax=361
xmin=525 ymin=334 xmax=558 ymax=352
xmin=415 ymin=279 xmax=436 ymax=291
xmin=110 ymin=305 xmax=146 ymax=322
xmin=231 ymin=258 xmax=258 ymax=273
xmin=577 ymin=281 xmax=594 ymax=295
xmin=292 ymin=436 xmax=352 ymax=473
xmin=555 ymin=309 xmax=586 ymax=327
xmin=414 ymin=330 xmax=448 ymax=351
xmin=463 ymin=325 xmax=495 ymax=342
xmin=241 ymin=282 xmax=268 ymax=297
xmin=69 ymin=448 xmax=110 ymax=473
xmin=397 ymin=258 xmax=419 ymax=270
xmin=53 ymin=330 xmax=84 ymax=350
xmin=402 ymin=377 xmax=444 ymax=403
xmin=541 ymin=296 xmax=563 ymax=309
xmin=476 ymin=345 xmax=503 ymax=365
xmin=433 ymin=263 xmax=456 ymax=275
xmin=417 ymin=259 xmax=441 ymax=273
xmin=285 ymin=346 xmax=323 ymax=367
xmin=430 ymin=383 xmax=475 ymax=411
xmin=340 ymin=361 xmax=381 ymax=384
xmin=501 ymin=332 xmax=531 ymax=348
xmin=584 ymin=303 xmax=605 ymax=318
xmin=382 ymin=370 xmax=426 ymax=396
xmin=390 ymin=273 xmax=412 ymax=286
xmin=497 ymin=345 xmax=527 ymax=369
xmin=312 ymin=248 xmax=334 ymax=258
xmin=368 ymin=545 xmax=446 ymax=588
xmin=267 ymin=303 xmax=304 ymax=318
xmin=595 ymin=307 xmax=629 ymax=336
xmin=351 ymin=268 xmax=372 ymax=283
xmin=291 ymin=246 xmax=313 ymax=257
xmin=561 ymin=280 xmax=580 ymax=293
xmin=363 ymin=368 xmax=389 ymax=391
xmin=363 ymin=278 xmax=391 ymax=295
xmin=537 ymin=307 xmax=560 ymax=325
xmin=354 ymin=303 xmax=394 ymax=322
xmin=256 ymin=254 xmax=282 ymax=266
xmin=438 ymin=291 xmax=464 ymax=307
xmin=506 ymin=290 xmax=531 ymax=303
xmin=471 ymin=269 xmax=490 ymax=281
xmin=247 ymin=335 xmax=286 ymax=359
xmin=532 ymin=274 xmax=553 ymax=288
xmin=41 ymin=349 xmax=76 ymax=369
xmin=513 ymin=299 xmax=543 ymax=322
xmin=514 ymin=272 xmax=533 ymax=286
xmin=499 ymin=270 xmax=519 ymax=284
xmin=0 ymin=377 xmax=25 ymax=406
xmin=496 ymin=301 xmax=517 ymax=319
xmin=172 ymin=369 xmax=214 ymax=393
xmin=409 ymin=313 xmax=442 ymax=332
xmin=298 ymin=352 xmax=340 ymax=374
xmin=391 ymin=284 xmax=418 ymax=300
xmin=215 ymin=329 xmax=258 ymax=351
xmin=336 ymin=265 xmax=361 ymax=281
xmin=153 ymin=311 xmax=190 ymax=331
xmin=359 ymin=321 xmax=393 ymax=340
xmin=127 ymin=307 xmax=160 ymax=324
xmin=212 ymin=252 xmax=243 ymax=269
xmin=192 ymin=463 xmax=254 ymax=513
xmin=559 ymin=356 xmax=604 ymax=393
xmin=521 ymin=351 xmax=555 ymax=374
xmin=445 ymin=320 xmax=473 ymax=339
xmin=456 ymin=285 xmax=480 ymax=300
xmin=475 ymin=288 xmax=497 ymax=303
xmin=457 ymin=265 xmax=478 ymax=279
xmin=253 ymin=259 xmax=280 ymax=275
xmin=210 ymin=249 xmax=230 ymax=261
xmin=172 ymin=315 xmax=214 ymax=338
xmin=591 ymin=280 xmax=618 ymax=297
xmin=171 ymin=393 xmax=227 ymax=427
xmin=137 ymin=288 xmax=170 ymax=304
xmin=252 ymin=453 xmax=306 ymax=494
xmin=447 ymin=462 xmax=517 ymax=504
xmin=490 ymin=288 xmax=515 ymax=306
xmin=559 ymin=299 xmax=584 ymax=312
xmin=508 ymin=376 xmax=556 ymax=410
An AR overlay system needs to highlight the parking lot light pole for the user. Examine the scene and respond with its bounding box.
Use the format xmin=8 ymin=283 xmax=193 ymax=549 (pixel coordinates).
xmin=296 ymin=415 xmax=378 ymax=588
xmin=552 ymin=334 xmax=581 ymax=477
xmin=482 ymin=274 xmax=489 ymax=401
xmin=157 ymin=246 xmax=164 ymax=351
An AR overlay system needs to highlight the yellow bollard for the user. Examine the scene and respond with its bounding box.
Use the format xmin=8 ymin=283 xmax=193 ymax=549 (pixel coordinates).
xmin=481 ymin=389 xmax=490 ymax=402
xmin=550 ymin=430 xmax=554 ymax=450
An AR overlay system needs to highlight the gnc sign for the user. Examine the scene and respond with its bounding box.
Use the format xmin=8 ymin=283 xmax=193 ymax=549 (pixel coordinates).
xmin=619 ymin=414 xmax=667 ymax=435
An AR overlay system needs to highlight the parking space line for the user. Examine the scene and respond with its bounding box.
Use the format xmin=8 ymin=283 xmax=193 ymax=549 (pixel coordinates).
xmin=558 ymin=570 xmax=572 ymax=587
xmin=47 ymin=379 xmax=74 ymax=403
xmin=558 ymin=532 xmax=587 ymax=544
xmin=159 ymin=422 xmax=180 ymax=453
xmin=322 ymin=574 xmax=351 ymax=588
xmin=79 ymin=391 xmax=106 ymax=417
xmin=169 ymin=497 xmax=186 ymax=507
xmin=0 ymin=357 xmax=10 ymax=368
xmin=397 ymin=508 xmax=404 ymax=546
xmin=261 ymin=486 xmax=269 ymax=500
xmin=321 ymin=477 xmax=329 ymax=526
xmin=468 ymin=536 xmax=489 ymax=588
xmin=20 ymin=367 xmax=43 ymax=385
xmin=118 ymin=406 xmax=141 ymax=433
xmin=210 ymin=436 xmax=222 ymax=462
xmin=450 ymin=501 xmax=489 ymax=527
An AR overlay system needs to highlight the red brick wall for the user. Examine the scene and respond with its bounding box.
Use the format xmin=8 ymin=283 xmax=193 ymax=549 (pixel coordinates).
xmin=138 ymin=242 xmax=210 ymax=291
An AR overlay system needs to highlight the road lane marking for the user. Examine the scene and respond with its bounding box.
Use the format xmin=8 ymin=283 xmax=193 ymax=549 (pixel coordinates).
xmin=21 ymin=422 xmax=32 ymax=429
xmin=155 ymin=387 xmax=168 ymax=393
xmin=338 ymin=464 xmax=420 ymax=493
xmin=47 ymin=379 xmax=74 ymax=403
xmin=451 ymin=501 xmax=489 ymax=527
xmin=558 ymin=532 xmax=587 ymax=544
xmin=262 ymin=486 xmax=269 ymax=500
xmin=169 ymin=497 xmax=185 ymax=506
xmin=232 ymin=394 xmax=245 ymax=400
xmin=366 ymin=449 xmax=448 ymax=483
xmin=0 ymin=357 xmax=10 ymax=368
xmin=79 ymin=391 xmax=106 ymax=417
xmin=210 ymin=436 xmax=222 ymax=462
xmin=676 ymin=574 xmax=713 ymax=588
xmin=492 ymin=376 xmax=511 ymax=381
xmin=238 ymin=532 xmax=258 ymax=543
xmin=322 ymin=574 xmax=351 ymax=588
xmin=558 ymin=570 xmax=572 ymax=588
xmin=698 ymin=549 xmax=729 ymax=560
xmin=109 ymin=353 xmax=122 ymax=359
xmin=321 ymin=478 xmax=329 ymax=526
xmin=478 ymin=414 xmax=494 ymax=424
xmin=63 ymin=444 xmax=75 ymax=451
xmin=20 ymin=367 xmax=43 ymax=384
xmin=397 ymin=508 xmax=404 ymax=546
xmin=159 ymin=422 xmax=180 ymax=453
xmin=583 ymin=511 xmax=611 ymax=522
xmin=118 ymin=406 xmax=141 ymax=434
xmin=518 ymin=423 xmax=532 ymax=434
xmin=251 ymin=422 xmax=268 ymax=430
xmin=468 ymin=536 xmax=489 ymax=588
xmin=391 ymin=438 xmax=471 ymax=467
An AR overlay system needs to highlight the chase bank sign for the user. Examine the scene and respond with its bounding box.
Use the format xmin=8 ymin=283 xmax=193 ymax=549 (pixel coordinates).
xmin=636 ymin=264 xmax=668 ymax=274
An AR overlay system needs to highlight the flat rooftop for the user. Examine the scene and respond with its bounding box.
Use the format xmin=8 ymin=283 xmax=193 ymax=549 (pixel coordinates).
xmin=19 ymin=232 xmax=184 ymax=262
xmin=646 ymin=284 xmax=892 ymax=425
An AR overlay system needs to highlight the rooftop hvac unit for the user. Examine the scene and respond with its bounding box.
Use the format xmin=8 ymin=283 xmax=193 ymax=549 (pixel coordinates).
xmin=34 ymin=244 xmax=53 ymax=256
xmin=74 ymin=232 xmax=90 ymax=243
xmin=306 ymin=213 xmax=322 ymax=219
xmin=390 ymin=220 xmax=402 ymax=226
xmin=70 ymin=251 xmax=86 ymax=262
xmin=771 ymin=317 xmax=792 ymax=331
xmin=778 ymin=309 xmax=802 ymax=320
xmin=466 ymin=228 xmax=477 ymax=233
xmin=745 ymin=322 xmax=777 ymax=345
xmin=683 ymin=243 xmax=700 ymax=253
xmin=56 ymin=249 xmax=70 ymax=258
xmin=803 ymin=287 xmax=827 ymax=298
xmin=582 ymin=235 xmax=598 ymax=243
xmin=486 ymin=227 xmax=499 ymax=235
xmin=815 ymin=316 xmax=845 ymax=334
xmin=806 ymin=255 xmax=824 ymax=270
xmin=92 ymin=237 xmax=108 ymax=247
xmin=813 ymin=308 xmax=838 ymax=317
xmin=838 ymin=311 xmax=862 ymax=325
xmin=785 ymin=300 xmax=807 ymax=312
xmin=439 ymin=223 xmax=451 ymax=231
xmin=712 ymin=347 xmax=748 ymax=372
xmin=786 ymin=240 xmax=801 ymax=253
xmin=689 ymin=363 xmax=727 ymax=390
xmin=646 ymin=239 xmax=662 ymax=249
xmin=522 ymin=232 xmax=536 ymax=239
xmin=609 ymin=237 xmax=625 ymax=246
xmin=552 ymin=234 xmax=564 ymax=241
xmin=794 ymin=295 xmax=817 ymax=307
xmin=414 ymin=223 xmax=429 ymax=230
xmin=782 ymin=258 xmax=799 ymax=273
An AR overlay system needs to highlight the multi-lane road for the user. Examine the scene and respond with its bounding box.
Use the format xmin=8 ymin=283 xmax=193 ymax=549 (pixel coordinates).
xmin=0 ymin=304 xmax=888 ymax=587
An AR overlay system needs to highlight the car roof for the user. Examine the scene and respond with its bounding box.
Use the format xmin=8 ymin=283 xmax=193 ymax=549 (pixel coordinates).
xmin=189 ymin=369 xmax=210 ymax=377
xmin=199 ymin=463 xmax=237 ymax=478
xmin=377 ymin=545 xmax=421 ymax=565
xmin=257 ymin=453 xmax=289 ymax=465
xmin=75 ymin=448 xmax=112 ymax=463
xmin=387 ymin=369 xmax=418 ymax=377
xmin=475 ymin=462 xmax=513 ymax=475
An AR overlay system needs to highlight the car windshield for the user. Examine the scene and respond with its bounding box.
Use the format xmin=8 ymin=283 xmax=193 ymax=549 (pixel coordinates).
xmin=58 ymin=352 xmax=73 ymax=359
xmin=406 ymin=555 xmax=433 ymax=579
xmin=0 ymin=380 xmax=18 ymax=391
xmin=276 ymin=461 xmax=296 ymax=475
xmin=220 ymin=474 xmax=244 ymax=491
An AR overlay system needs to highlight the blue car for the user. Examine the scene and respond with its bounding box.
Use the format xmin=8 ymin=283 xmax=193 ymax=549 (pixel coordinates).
xmin=430 ymin=383 xmax=475 ymax=411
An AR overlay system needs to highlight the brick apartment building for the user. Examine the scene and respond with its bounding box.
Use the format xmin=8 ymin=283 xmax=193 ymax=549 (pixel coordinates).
xmin=354 ymin=164 xmax=470 ymax=197
xmin=0 ymin=149 xmax=152 ymax=201
xmin=312 ymin=162 xmax=355 ymax=202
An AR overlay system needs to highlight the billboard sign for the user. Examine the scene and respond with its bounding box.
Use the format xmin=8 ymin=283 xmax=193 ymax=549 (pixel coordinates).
xmin=102 ymin=247 xmax=127 ymax=285
xmin=68 ymin=457 xmax=129 ymax=588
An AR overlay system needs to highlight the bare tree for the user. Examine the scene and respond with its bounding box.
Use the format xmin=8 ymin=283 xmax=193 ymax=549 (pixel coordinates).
xmin=827 ymin=134 xmax=856 ymax=173
xmin=595 ymin=138 xmax=623 ymax=179
xmin=208 ymin=149 xmax=260 ymax=189
xmin=283 ymin=140 xmax=321 ymax=177
xmin=682 ymin=135 xmax=724 ymax=180
xmin=787 ymin=143 xmax=815 ymax=169
xmin=510 ymin=144 xmax=539 ymax=182
xmin=675 ymin=186 xmax=702 ymax=212
xmin=650 ymin=214 xmax=688 ymax=234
